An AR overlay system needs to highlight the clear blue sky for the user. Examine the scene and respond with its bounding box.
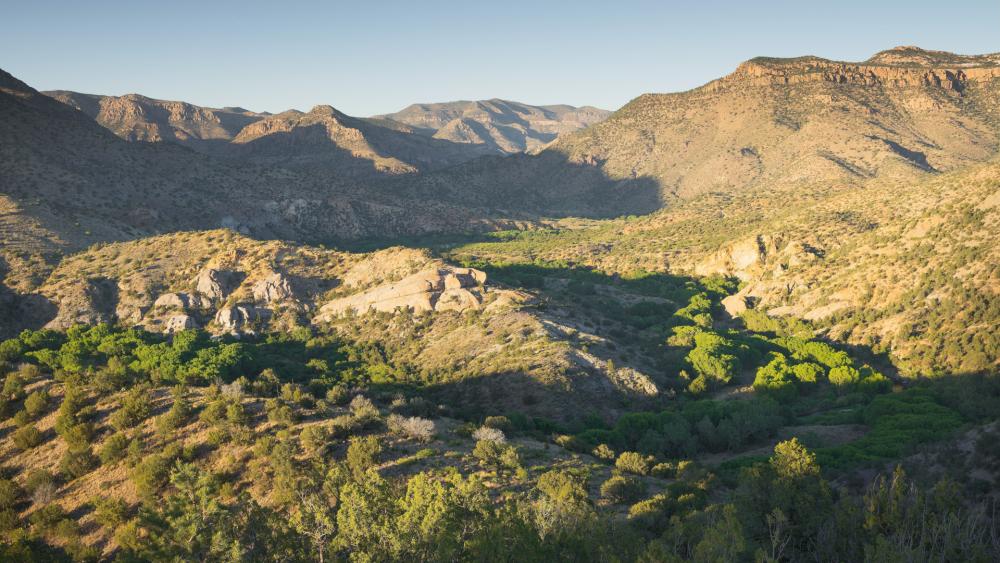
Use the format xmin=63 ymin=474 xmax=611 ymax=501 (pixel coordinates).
xmin=3 ymin=0 xmax=998 ymax=116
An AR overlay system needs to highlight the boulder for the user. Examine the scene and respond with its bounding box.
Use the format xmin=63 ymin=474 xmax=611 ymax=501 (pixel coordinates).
xmin=215 ymin=305 xmax=271 ymax=333
xmin=434 ymin=288 xmax=481 ymax=312
xmin=164 ymin=314 xmax=197 ymax=333
xmin=195 ymin=268 xmax=241 ymax=302
xmin=153 ymin=292 xmax=211 ymax=310
xmin=721 ymin=294 xmax=750 ymax=318
xmin=251 ymin=272 xmax=295 ymax=303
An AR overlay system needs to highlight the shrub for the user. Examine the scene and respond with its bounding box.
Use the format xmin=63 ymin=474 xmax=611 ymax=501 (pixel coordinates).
xmin=28 ymin=503 xmax=65 ymax=532
xmin=299 ymin=425 xmax=330 ymax=454
xmin=59 ymin=446 xmax=97 ymax=480
xmin=592 ymin=443 xmax=616 ymax=461
xmin=265 ymin=398 xmax=297 ymax=426
xmin=156 ymin=387 xmax=192 ymax=436
xmin=616 ymin=451 xmax=652 ymax=475
xmin=600 ymin=475 xmax=647 ymax=504
xmin=2 ymin=373 xmax=26 ymax=401
xmin=651 ymin=462 xmax=676 ymax=479
xmin=92 ymin=496 xmax=128 ymax=529
xmin=23 ymin=389 xmax=49 ymax=418
xmin=12 ymin=409 xmax=30 ymax=427
xmin=325 ymin=385 xmax=349 ymax=406
xmin=388 ymin=414 xmax=436 ymax=443
xmin=13 ymin=424 xmax=43 ymax=450
xmin=110 ymin=387 xmax=151 ymax=431
xmin=473 ymin=439 xmax=521 ymax=474
xmin=199 ymin=399 xmax=227 ymax=425
xmin=0 ymin=479 xmax=22 ymax=510
xmin=25 ymin=470 xmax=57 ymax=505
xmin=349 ymin=395 xmax=379 ymax=421
xmin=472 ymin=426 xmax=506 ymax=443
xmin=483 ymin=415 xmax=512 ymax=432
xmin=99 ymin=433 xmax=130 ymax=465
xmin=346 ymin=435 xmax=382 ymax=480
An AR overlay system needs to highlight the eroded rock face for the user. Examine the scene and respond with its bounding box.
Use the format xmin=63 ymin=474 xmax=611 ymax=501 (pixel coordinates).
xmin=153 ymin=292 xmax=211 ymax=311
xmin=314 ymin=266 xmax=487 ymax=321
xmin=164 ymin=314 xmax=197 ymax=333
xmin=45 ymin=278 xmax=118 ymax=329
xmin=215 ymin=305 xmax=270 ymax=333
xmin=251 ymin=272 xmax=295 ymax=304
xmin=695 ymin=235 xmax=821 ymax=281
xmin=195 ymin=269 xmax=241 ymax=302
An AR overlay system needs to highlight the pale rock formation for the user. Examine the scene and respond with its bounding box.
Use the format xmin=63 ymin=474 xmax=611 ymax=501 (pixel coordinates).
xmin=695 ymin=235 xmax=821 ymax=281
xmin=164 ymin=314 xmax=197 ymax=333
xmin=314 ymin=266 xmax=487 ymax=321
xmin=153 ymin=292 xmax=210 ymax=310
xmin=721 ymin=293 xmax=751 ymax=318
xmin=251 ymin=272 xmax=295 ymax=303
xmin=215 ymin=305 xmax=270 ymax=333
xmin=195 ymin=268 xmax=240 ymax=302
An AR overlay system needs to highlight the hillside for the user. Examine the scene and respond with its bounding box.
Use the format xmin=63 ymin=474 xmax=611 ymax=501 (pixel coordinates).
xmin=391 ymin=46 xmax=1000 ymax=218
xmin=1 ymin=68 xmax=529 ymax=266
xmin=444 ymin=155 xmax=1000 ymax=376
xmin=42 ymin=91 xmax=264 ymax=150
xmin=378 ymin=99 xmax=610 ymax=153
xmin=43 ymin=92 xmax=494 ymax=177
xmin=226 ymin=105 xmax=494 ymax=177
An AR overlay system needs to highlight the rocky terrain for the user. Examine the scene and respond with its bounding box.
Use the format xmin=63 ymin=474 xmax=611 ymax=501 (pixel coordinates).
xmin=378 ymin=99 xmax=610 ymax=153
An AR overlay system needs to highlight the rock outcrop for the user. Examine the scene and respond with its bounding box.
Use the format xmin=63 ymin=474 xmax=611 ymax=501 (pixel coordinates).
xmin=707 ymin=47 xmax=1000 ymax=92
xmin=45 ymin=278 xmax=118 ymax=329
xmin=164 ymin=314 xmax=197 ymax=333
xmin=194 ymin=269 xmax=241 ymax=303
xmin=695 ymin=235 xmax=821 ymax=281
xmin=153 ymin=292 xmax=211 ymax=311
xmin=314 ymin=266 xmax=487 ymax=321
xmin=215 ymin=305 xmax=271 ymax=334
xmin=251 ymin=272 xmax=295 ymax=303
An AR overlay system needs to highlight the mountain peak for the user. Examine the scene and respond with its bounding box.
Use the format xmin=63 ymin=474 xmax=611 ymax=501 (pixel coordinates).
xmin=865 ymin=45 xmax=1000 ymax=66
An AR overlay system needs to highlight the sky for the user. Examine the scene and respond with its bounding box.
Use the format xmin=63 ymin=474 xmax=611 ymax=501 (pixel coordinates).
xmin=3 ymin=0 xmax=999 ymax=116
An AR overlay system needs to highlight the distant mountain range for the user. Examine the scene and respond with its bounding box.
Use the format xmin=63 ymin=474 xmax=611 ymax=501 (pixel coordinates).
xmin=376 ymin=99 xmax=610 ymax=153
xmin=43 ymin=91 xmax=608 ymax=174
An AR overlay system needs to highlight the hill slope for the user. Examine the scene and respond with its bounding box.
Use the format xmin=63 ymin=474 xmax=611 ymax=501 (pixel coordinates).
xmin=394 ymin=46 xmax=1000 ymax=218
xmin=378 ymin=99 xmax=610 ymax=153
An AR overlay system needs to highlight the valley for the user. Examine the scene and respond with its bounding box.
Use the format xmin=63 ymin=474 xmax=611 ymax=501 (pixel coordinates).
xmin=0 ymin=43 xmax=998 ymax=561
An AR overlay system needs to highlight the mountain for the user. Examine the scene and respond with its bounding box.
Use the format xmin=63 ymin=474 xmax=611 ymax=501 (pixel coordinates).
xmin=225 ymin=104 xmax=495 ymax=177
xmin=377 ymin=99 xmax=610 ymax=153
xmin=1 ymin=68 xmax=526 ymax=265
xmin=547 ymin=46 xmax=1000 ymax=202
xmin=395 ymin=46 xmax=1000 ymax=219
xmin=42 ymin=90 xmax=265 ymax=149
xmin=43 ymin=91 xmax=497 ymax=178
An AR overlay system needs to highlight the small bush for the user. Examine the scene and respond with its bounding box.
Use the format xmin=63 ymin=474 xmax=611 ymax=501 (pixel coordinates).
xmin=299 ymin=425 xmax=329 ymax=454
xmin=99 ymin=433 xmax=130 ymax=466
xmin=600 ymin=475 xmax=647 ymax=504
xmin=616 ymin=451 xmax=653 ymax=475
xmin=472 ymin=426 xmax=506 ymax=443
xmin=483 ymin=415 xmax=512 ymax=433
xmin=13 ymin=424 xmax=43 ymax=450
xmin=388 ymin=414 xmax=436 ymax=443
xmin=24 ymin=389 xmax=49 ymax=418
xmin=29 ymin=503 xmax=66 ymax=532
xmin=349 ymin=395 xmax=379 ymax=422
xmin=592 ymin=443 xmax=616 ymax=461
xmin=92 ymin=496 xmax=128 ymax=529
xmin=0 ymin=479 xmax=23 ymax=510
